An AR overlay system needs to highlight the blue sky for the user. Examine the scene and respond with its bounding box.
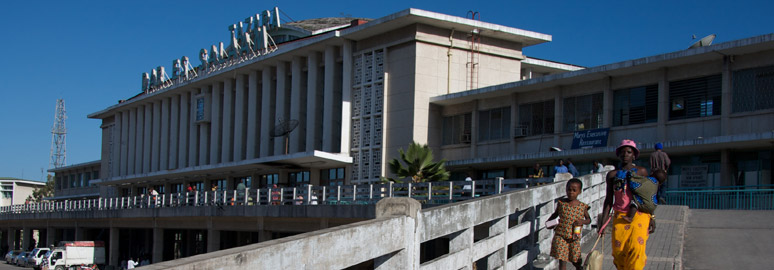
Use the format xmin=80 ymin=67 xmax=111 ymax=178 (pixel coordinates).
xmin=0 ymin=0 xmax=770 ymax=181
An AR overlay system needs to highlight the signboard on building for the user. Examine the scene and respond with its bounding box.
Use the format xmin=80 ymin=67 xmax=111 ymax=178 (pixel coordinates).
xmin=680 ymin=165 xmax=708 ymax=187
xmin=571 ymin=128 xmax=609 ymax=149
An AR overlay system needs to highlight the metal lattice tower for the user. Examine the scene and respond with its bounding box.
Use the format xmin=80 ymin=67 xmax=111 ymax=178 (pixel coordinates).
xmin=49 ymin=99 xmax=67 ymax=169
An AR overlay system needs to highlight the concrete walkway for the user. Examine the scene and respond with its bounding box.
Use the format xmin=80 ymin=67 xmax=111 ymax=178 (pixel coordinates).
xmin=581 ymin=205 xmax=686 ymax=270
xmin=682 ymin=209 xmax=774 ymax=270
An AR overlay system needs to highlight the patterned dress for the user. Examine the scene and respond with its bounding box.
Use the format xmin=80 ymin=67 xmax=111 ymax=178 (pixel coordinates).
xmin=550 ymin=199 xmax=589 ymax=263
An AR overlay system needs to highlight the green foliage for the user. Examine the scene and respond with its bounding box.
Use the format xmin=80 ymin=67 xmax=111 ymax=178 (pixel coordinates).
xmin=31 ymin=174 xmax=55 ymax=202
xmin=381 ymin=142 xmax=449 ymax=183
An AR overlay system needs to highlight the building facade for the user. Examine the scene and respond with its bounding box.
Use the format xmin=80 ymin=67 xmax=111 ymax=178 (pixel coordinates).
xmin=0 ymin=177 xmax=45 ymax=206
xmin=82 ymin=8 xmax=576 ymax=198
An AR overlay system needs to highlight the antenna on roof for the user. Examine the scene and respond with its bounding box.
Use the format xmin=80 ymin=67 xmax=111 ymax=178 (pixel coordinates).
xmin=689 ymin=34 xmax=716 ymax=49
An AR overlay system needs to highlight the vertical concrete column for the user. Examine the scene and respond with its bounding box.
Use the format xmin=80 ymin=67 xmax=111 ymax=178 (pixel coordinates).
xmin=127 ymin=108 xmax=136 ymax=175
xmin=109 ymin=228 xmax=119 ymax=267
xmin=160 ymin=98 xmax=170 ymax=171
xmin=603 ymin=76 xmax=613 ymax=129
xmin=211 ymin=82 xmax=223 ymax=164
xmin=120 ymin=110 xmax=130 ymax=176
xmin=340 ymin=41 xmax=353 ymax=154
xmin=152 ymin=228 xmax=164 ymax=263
xmin=510 ymin=93 xmax=519 ymax=152
xmin=169 ymin=95 xmax=180 ymax=169
xmin=275 ymin=61 xmax=288 ymax=154
xmin=152 ymin=100 xmax=161 ymax=172
xmin=290 ymin=57 xmax=303 ymax=153
xmin=143 ymin=104 xmax=153 ymax=173
xmin=470 ymin=100 xmax=479 ymax=157
xmin=222 ymin=79 xmax=234 ymax=162
xmin=323 ymin=46 xmax=336 ymax=152
xmin=657 ymin=68 xmax=669 ymax=142
xmin=199 ymin=86 xmax=210 ymax=166
xmin=554 ymin=87 xmax=564 ymax=146
xmin=306 ymin=52 xmax=320 ymax=152
xmin=449 ymin=228 xmax=473 ymax=269
xmin=720 ymin=149 xmax=734 ymax=186
xmin=135 ymin=105 xmax=145 ymax=174
xmin=721 ymin=56 xmax=733 ymax=136
xmin=46 ymin=227 xmax=55 ymax=247
xmin=207 ymin=229 xmax=220 ymax=253
xmin=373 ymin=198 xmax=421 ymax=270
xmin=179 ymin=92 xmax=190 ymax=169
xmin=189 ymin=91 xmax=200 ymax=167
xmin=8 ymin=229 xmax=16 ymax=250
xmin=234 ymin=75 xmax=246 ymax=161
xmin=260 ymin=68 xmax=273 ymax=157
xmin=22 ymin=227 xmax=31 ymax=250
xmin=487 ymin=217 xmax=507 ymax=269
xmin=246 ymin=71 xmax=259 ymax=159
xmin=112 ymin=112 xmax=122 ymax=178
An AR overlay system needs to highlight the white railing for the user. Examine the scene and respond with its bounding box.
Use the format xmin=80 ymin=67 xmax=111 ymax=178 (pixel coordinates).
xmin=141 ymin=172 xmax=609 ymax=270
xmin=0 ymin=178 xmax=554 ymax=215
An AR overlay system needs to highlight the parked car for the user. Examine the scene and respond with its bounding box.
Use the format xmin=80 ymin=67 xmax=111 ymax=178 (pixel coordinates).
xmin=26 ymin=248 xmax=51 ymax=269
xmin=16 ymin=251 xmax=30 ymax=266
xmin=4 ymin=250 xmax=20 ymax=263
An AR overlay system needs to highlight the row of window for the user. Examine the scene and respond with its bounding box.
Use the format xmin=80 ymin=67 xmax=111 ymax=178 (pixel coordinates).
xmin=442 ymin=66 xmax=774 ymax=145
xmin=56 ymin=171 xmax=100 ymax=190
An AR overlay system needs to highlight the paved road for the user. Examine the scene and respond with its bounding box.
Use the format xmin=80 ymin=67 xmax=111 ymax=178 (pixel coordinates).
xmin=683 ymin=209 xmax=774 ymax=270
xmin=581 ymin=205 xmax=686 ymax=270
xmin=0 ymin=261 xmax=31 ymax=270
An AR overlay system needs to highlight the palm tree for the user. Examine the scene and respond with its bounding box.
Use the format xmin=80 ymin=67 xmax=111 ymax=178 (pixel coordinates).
xmin=381 ymin=141 xmax=450 ymax=183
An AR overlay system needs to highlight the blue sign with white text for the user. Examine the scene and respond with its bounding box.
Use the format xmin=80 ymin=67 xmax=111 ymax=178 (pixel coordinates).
xmin=571 ymin=128 xmax=610 ymax=149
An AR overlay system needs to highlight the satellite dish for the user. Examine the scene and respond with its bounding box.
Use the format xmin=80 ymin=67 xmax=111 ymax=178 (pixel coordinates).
xmin=271 ymin=119 xmax=299 ymax=154
xmin=549 ymin=147 xmax=562 ymax=152
xmin=689 ymin=34 xmax=716 ymax=49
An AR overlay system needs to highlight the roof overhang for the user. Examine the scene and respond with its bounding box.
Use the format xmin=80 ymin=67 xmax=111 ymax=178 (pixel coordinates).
xmin=101 ymin=151 xmax=352 ymax=186
xmin=48 ymin=160 xmax=102 ymax=173
xmin=340 ymin=8 xmax=551 ymax=46
xmin=431 ymin=33 xmax=774 ymax=106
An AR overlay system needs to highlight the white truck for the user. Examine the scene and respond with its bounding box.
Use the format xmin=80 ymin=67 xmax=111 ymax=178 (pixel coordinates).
xmin=42 ymin=241 xmax=105 ymax=270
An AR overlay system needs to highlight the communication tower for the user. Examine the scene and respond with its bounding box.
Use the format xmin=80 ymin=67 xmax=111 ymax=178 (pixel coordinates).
xmin=49 ymin=99 xmax=67 ymax=170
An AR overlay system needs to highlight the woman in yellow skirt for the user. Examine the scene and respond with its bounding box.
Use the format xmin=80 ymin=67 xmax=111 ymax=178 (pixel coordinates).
xmin=599 ymin=140 xmax=656 ymax=270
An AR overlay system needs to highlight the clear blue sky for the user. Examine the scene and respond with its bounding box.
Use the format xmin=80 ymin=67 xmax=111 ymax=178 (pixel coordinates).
xmin=0 ymin=0 xmax=770 ymax=181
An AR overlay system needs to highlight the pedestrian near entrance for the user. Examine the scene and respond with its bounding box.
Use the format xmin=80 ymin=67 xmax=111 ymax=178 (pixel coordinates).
xmin=127 ymin=257 xmax=138 ymax=269
xmin=566 ymin=158 xmax=580 ymax=177
xmin=599 ymin=139 xmax=656 ymax=270
xmin=650 ymin=142 xmax=671 ymax=203
xmin=546 ymin=178 xmax=591 ymax=270
xmin=554 ymin=160 xmax=569 ymax=176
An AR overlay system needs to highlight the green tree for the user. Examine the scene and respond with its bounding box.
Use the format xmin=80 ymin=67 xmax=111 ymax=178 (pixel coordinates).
xmin=31 ymin=174 xmax=55 ymax=201
xmin=381 ymin=141 xmax=450 ymax=183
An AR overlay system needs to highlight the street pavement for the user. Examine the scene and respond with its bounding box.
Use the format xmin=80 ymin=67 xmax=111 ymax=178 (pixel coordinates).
xmin=581 ymin=205 xmax=686 ymax=270
xmin=682 ymin=209 xmax=774 ymax=270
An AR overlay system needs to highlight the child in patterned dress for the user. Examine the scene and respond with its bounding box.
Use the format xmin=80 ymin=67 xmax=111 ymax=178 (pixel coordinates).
xmin=546 ymin=178 xmax=591 ymax=270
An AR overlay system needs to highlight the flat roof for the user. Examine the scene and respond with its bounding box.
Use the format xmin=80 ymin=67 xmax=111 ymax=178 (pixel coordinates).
xmin=48 ymin=160 xmax=102 ymax=173
xmin=431 ymin=33 xmax=774 ymax=105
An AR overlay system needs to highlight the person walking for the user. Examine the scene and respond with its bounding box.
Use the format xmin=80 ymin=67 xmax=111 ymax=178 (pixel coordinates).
xmin=566 ymin=158 xmax=580 ymax=177
xmin=650 ymin=142 xmax=671 ymax=203
xmin=554 ymin=160 xmax=569 ymax=176
xmin=599 ymin=139 xmax=656 ymax=270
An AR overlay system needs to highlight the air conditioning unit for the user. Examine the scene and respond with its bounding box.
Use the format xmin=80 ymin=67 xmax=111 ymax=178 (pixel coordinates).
xmin=513 ymin=126 xmax=529 ymax=137
xmin=459 ymin=133 xmax=472 ymax=143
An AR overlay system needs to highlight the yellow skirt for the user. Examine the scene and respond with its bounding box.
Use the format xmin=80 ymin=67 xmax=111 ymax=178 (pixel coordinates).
xmin=611 ymin=211 xmax=650 ymax=270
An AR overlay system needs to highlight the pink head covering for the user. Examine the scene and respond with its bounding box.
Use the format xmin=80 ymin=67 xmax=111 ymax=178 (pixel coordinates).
xmin=615 ymin=139 xmax=639 ymax=159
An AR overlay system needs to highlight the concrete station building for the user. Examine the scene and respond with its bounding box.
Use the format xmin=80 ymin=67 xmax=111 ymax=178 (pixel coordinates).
xmin=17 ymin=5 xmax=772 ymax=267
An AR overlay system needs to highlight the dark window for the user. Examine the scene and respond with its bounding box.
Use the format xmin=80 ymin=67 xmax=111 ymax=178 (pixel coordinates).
xmin=259 ymin=174 xmax=279 ymax=188
xmin=478 ymin=107 xmax=511 ymax=142
xmin=172 ymin=183 xmax=185 ymax=193
xmin=518 ymin=100 xmax=554 ymax=136
xmin=733 ymin=65 xmax=774 ymax=112
xmin=482 ymin=169 xmax=506 ymax=180
xmin=442 ymin=113 xmax=472 ymax=145
xmin=289 ymin=172 xmax=310 ymax=187
xmin=564 ymin=93 xmax=603 ymax=132
xmin=613 ymin=85 xmax=658 ymax=126
xmin=669 ymin=75 xmax=721 ymax=120
xmin=212 ymin=179 xmax=227 ymax=191
xmin=321 ymin=168 xmax=345 ymax=186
